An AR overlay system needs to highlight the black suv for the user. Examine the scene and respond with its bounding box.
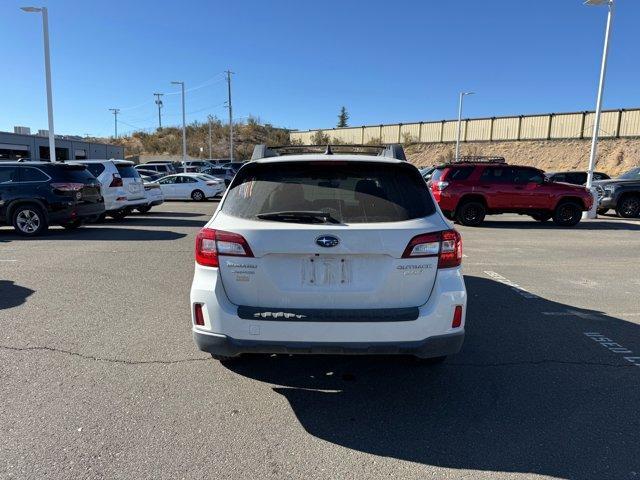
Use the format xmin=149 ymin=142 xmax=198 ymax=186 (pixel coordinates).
xmin=0 ymin=162 xmax=105 ymax=236
xmin=546 ymin=170 xmax=610 ymax=185
xmin=593 ymin=167 xmax=640 ymax=217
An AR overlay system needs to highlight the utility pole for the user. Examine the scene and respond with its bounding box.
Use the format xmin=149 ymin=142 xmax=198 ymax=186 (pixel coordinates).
xmin=207 ymin=114 xmax=213 ymax=159
xmin=109 ymin=108 xmax=120 ymax=138
xmin=226 ymin=70 xmax=234 ymax=161
xmin=153 ymin=93 xmax=164 ymax=129
xmin=171 ymin=81 xmax=187 ymax=172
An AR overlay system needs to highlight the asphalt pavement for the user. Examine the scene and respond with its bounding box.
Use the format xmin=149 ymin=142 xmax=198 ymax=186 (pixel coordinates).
xmin=1 ymin=202 xmax=639 ymax=480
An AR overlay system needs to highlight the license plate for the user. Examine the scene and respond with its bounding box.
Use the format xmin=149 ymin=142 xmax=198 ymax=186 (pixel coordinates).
xmin=302 ymin=257 xmax=350 ymax=286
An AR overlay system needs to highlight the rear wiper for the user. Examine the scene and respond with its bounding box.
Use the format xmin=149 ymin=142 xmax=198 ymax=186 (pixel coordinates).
xmin=256 ymin=210 xmax=341 ymax=224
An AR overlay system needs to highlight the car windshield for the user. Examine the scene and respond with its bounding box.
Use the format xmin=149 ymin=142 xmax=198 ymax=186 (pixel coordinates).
xmin=618 ymin=168 xmax=640 ymax=180
xmin=116 ymin=164 xmax=140 ymax=178
xmin=221 ymin=161 xmax=436 ymax=224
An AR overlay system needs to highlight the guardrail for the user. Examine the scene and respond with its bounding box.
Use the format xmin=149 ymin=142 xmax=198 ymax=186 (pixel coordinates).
xmin=290 ymin=108 xmax=640 ymax=145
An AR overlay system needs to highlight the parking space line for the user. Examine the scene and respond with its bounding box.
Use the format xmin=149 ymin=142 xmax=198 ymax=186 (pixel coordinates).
xmin=483 ymin=271 xmax=540 ymax=299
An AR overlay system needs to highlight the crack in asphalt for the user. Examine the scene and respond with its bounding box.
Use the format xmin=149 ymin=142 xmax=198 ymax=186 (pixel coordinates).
xmin=0 ymin=344 xmax=210 ymax=365
xmin=0 ymin=344 xmax=633 ymax=370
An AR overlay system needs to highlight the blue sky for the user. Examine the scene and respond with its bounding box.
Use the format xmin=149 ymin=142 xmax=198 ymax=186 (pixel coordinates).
xmin=1 ymin=0 xmax=638 ymax=138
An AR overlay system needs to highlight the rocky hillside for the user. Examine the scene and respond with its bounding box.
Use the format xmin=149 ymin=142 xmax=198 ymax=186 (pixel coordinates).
xmin=103 ymin=117 xmax=290 ymax=161
xmin=405 ymin=138 xmax=640 ymax=176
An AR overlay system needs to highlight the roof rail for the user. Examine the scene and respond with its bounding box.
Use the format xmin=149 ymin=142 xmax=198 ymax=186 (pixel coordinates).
xmin=454 ymin=155 xmax=506 ymax=164
xmin=251 ymin=144 xmax=407 ymax=161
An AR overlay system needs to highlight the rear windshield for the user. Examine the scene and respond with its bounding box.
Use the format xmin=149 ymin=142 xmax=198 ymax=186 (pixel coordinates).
xmin=221 ymin=162 xmax=436 ymax=223
xmin=49 ymin=165 xmax=96 ymax=183
xmin=116 ymin=164 xmax=140 ymax=178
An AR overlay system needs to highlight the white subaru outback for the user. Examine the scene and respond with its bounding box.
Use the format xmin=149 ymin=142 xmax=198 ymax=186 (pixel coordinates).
xmin=190 ymin=145 xmax=466 ymax=362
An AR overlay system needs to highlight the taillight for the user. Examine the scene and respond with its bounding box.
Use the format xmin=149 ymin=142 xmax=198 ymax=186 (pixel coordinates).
xmin=452 ymin=305 xmax=463 ymax=328
xmin=402 ymin=229 xmax=462 ymax=268
xmin=195 ymin=228 xmax=254 ymax=267
xmin=194 ymin=303 xmax=205 ymax=326
xmin=50 ymin=182 xmax=84 ymax=192
xmin=109 ymin=173 xmax=123 ymax=187
xmin=438 ymin=230 xmax=462 ymax=268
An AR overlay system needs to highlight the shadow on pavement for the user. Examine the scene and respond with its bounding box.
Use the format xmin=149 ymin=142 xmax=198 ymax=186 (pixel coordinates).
xmin=106 ymin=217 xmax=207 ymax=228
xmin=478 ymin=217 xmax=640 ymax=231
xmin=224 ymin=276 xmax=640 ymax=479
xmin=0 ymin=280 xmax=35 ymax=310
xmin=0 ymin=226 xmax=186 ymax=242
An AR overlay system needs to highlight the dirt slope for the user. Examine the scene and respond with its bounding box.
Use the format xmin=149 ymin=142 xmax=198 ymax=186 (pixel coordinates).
xmin=405 ymin=138 xmax=640 ymax=176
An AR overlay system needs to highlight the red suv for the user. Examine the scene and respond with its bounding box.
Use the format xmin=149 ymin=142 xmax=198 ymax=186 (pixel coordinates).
xmin=429 ymin=160 xmax=593 ymax=226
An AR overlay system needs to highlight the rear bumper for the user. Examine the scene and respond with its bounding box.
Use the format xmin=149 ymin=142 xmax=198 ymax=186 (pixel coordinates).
xmin=193 ymin=329 xmax=464 ymax=358
xmin=190 ymin=266 xmax=467 ymax=357
xmin=49 ymin=201 xmax=105 ymax=223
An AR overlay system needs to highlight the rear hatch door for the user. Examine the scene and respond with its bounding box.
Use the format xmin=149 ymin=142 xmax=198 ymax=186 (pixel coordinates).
xmin=116 ymin=163 xmax=145 ymax=200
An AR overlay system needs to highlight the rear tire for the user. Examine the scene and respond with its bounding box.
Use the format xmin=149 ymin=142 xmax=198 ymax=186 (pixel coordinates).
xmin=456 ymin=201 xmax=486 ymax=226
xmin=109 ymin=208 xmax=130 ymax=221
xmin=596 ymin=208 xmax=609 ymax=215
xmin=191 ymin=189 xmax=205 ymax=201
xmin=12 ymin=204 xmax=48 ymax=236
xmin=531 ymin=213 xmax=552 ymax=222
xmin=137 ymin=205 xmax=152 ymax=213
xmin=553 ymin=201 xmax=582 ymax=226
xmin=62 ymin=219 xmax=83 ymax=230
xmin=615 ymin=195 xmax=640 ymax=218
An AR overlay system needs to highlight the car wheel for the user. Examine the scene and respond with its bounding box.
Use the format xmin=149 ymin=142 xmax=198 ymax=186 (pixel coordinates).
xmin=596 ymin=208 xmax=609 ymax=215
xmin=615 ymin=195 xmax=640 ymax=218
xmin=137 ymin=206 xmax=152 ymax=213
xmin=12 ymin=204 xmax=48 ymax=236
xmin=456 ymin=201 xmax=486 ymax=226
xmin=96 ymin=213 xmax=107 ymax=223
xmin=109 ymin=208 xmax=130 ymax=221
xmin=553 ymin=201 xmax=582 ymax=226
xmin=531 ymin=213 xmax=552 ymax=222
xmin=62 ymin=219 xmax=83 ymax=230
xmin=191 ymin=189 xmax=205 ymax=201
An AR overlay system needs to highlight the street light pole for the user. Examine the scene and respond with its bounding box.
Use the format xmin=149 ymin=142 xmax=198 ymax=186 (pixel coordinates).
xmin=584 ymin=0 xmax=615 ymax=219
xmin=21 ymin=6 xmax=56 ymax=161
xmin=455 ymin=92 xmax=474 ymax=162
xmin=171 ymin=81 xmax=187 ymax=173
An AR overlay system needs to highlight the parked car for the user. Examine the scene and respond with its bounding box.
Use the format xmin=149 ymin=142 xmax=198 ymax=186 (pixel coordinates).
xmin=546 ymin=170 xmax=610 ymax=185
xmin=190 ymin=144 xmax=466 ymax=363
xmin=135 ymin=169 xmax=165 ymax=182
xmin=221 ymin=162 xmax=246 ymax=173
xmin=201 ymin=166 xmax=235 ymax=186
xmin=139 ymin=180 xmax=164 ymax=213
xmin=0 ymin=162 xmax=104 ymax=235
xmin=154 ymin=173 xmax=224 ymax=201
xmin=429 ymin=159 xmax=593 ymax=226
xmin=179 ymin=160 xmax=216 ymax=172
xmin=419 ymin=166 xmax=435 ymax=182
xmin=135 ymin=163 xmax=177 ymax=176
xmin=593 ymin=167 xmax=640 ymax=217
xmin=74 ymin=160 xmax=147 ymax=220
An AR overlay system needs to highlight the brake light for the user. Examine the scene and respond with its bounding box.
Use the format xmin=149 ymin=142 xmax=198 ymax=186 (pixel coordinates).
xmin=194 ymin=303 xmax=205 ymax=326
xmin=50 ymin=182 xmax=84 ymax=192
xmin=195 ymin=228 xmax=254 ymax=267
xmin=402 ymin=229 xmax=462 ymax=268
xmin=109 ymin=173 xmax=123 ymax=187
xmin=452 ymin=305 xmax=463 ymax=328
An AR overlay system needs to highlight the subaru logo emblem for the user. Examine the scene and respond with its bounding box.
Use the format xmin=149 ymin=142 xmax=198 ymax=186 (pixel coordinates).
xmin=316 ymin=235 xmax=339 ymax=248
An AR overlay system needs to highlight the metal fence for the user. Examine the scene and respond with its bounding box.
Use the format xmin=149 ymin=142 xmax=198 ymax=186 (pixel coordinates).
xmin=290 ymin=108 xmax=640 ymax=145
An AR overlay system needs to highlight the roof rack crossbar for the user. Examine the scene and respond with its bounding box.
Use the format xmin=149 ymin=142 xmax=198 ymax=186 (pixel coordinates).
xmin=454 ymin=155 xmax=506 ymax=164
xmin=251 ymin=144 xmax=407 ymax=161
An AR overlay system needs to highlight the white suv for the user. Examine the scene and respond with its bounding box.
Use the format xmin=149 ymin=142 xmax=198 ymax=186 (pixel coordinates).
xmin=73 ymin=160 xmax=146 ymax=219
xmin=190 ymin=145 xmax=466 ymax=362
